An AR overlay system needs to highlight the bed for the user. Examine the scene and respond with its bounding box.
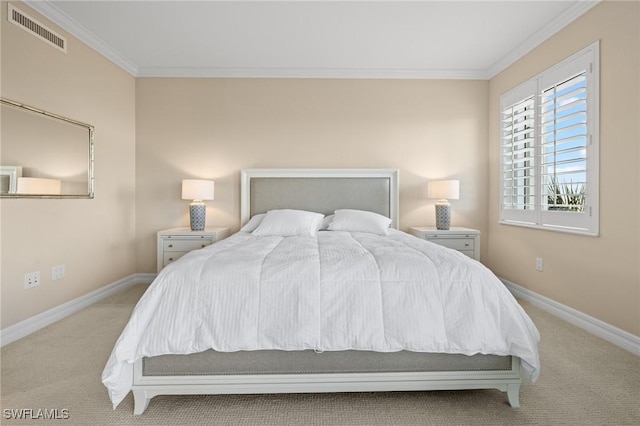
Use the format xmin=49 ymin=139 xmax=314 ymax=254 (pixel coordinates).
xmin=102 ymin=168 xmax=540 ymax=414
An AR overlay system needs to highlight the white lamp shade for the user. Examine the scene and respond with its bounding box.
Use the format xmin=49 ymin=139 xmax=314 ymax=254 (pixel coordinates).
xmin=182 ymin=179 xmax=214 ymax=201
xmin=16 ymin=177 xmax=61 ymax=195
xmin=428 ymin=180 xmax=460 ymax=200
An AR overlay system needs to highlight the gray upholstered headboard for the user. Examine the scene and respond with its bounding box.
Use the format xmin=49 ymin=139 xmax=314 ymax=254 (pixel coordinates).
xmin=240 ymin=169 xmax=399 ymax=229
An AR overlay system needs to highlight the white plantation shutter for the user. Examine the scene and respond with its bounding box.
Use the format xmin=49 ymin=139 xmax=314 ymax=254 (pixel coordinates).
xmin=499 ymin=42 xmax=599 ymax=235
xmin=500 ymin=81 xmax=537 ymax=224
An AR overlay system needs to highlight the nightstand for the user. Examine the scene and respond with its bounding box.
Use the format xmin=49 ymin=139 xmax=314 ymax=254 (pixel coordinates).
xmin=157 ymin=227 xmax=230 ymax=272
xmin=409 ymin=227 xmax=480 ymax=261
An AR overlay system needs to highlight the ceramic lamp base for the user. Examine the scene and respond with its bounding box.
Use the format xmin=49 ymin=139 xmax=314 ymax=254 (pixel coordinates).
xmin=189 ymin=202 xmax=206 ymax=231
xmin=435 ymin=203 xmax=451 ymax=230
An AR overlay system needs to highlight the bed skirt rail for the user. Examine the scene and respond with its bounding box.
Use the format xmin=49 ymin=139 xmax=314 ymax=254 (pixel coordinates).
xmin=131 ymin=356 xmax=522 ymax=414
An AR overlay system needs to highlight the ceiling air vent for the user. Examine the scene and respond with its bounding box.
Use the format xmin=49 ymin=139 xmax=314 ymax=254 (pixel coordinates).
xmin=8 ymin=4 xmax=66 ymax=53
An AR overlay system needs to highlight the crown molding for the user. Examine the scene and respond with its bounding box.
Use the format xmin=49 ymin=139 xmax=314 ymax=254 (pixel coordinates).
xmin=135 ymin=66 xmax=487 ymax=80
xmin=23 ymin=0 xmax=138 ymax=76
xmin=25 ymin=0 xmax=599 ymax=80
xmin=487 ymin=0 xmax=600 ymax=79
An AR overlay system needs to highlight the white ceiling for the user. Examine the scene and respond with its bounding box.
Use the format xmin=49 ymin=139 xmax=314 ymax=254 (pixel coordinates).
xmin=26 ymin=1 xmax=599 ymax=79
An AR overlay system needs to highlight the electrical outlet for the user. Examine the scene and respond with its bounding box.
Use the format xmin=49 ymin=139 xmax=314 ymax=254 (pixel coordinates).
xmin=535 ymin=258 xmax=544 ymax=272
xmin=24 ymin=271 xmax=40 ymax=289
xmin=52 ymin=264 xmax=66 ymax=280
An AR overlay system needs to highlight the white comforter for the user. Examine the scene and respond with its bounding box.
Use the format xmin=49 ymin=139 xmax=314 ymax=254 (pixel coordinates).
xmin=102 ymin=229 xmax=540 ymax=408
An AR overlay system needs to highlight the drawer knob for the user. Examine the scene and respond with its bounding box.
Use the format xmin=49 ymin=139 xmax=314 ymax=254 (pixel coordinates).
xmin=201 ymin=244 xmax=206 ymax=248
xmin=168 ymin=244 xmax=173 ymax=248
xmin=465 ymin=243 xmax=470 ymax=247
xmin=168 ymin=257 xmax=174 ymax=261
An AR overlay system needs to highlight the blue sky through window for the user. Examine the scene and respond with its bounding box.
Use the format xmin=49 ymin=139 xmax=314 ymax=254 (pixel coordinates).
xmin=540 ymin=71 xmax=587 ymax=210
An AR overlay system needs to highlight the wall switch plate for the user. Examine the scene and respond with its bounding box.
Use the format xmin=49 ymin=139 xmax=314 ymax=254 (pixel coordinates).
xmin=52 ymin=264 xmax=66 ymax=280
xmin=535 ymin=258 xmax=544 ymax=272
xmin=24 ymin=271 xmax=40 ymax=289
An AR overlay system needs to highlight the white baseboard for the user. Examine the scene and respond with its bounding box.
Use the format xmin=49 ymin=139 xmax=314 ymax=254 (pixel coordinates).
xmin=0 ymin=273 xmax=156 ymax=347
xmin=501 ymin=277 xmax=640 ymax=356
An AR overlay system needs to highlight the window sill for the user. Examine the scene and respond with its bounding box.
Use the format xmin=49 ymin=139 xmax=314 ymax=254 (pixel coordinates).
xmin=498 ymin=220 xmax=599 ymax=237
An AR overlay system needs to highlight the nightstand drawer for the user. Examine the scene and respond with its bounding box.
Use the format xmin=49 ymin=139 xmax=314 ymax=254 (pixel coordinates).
xmin=163 ymin=239 xmax=212 ymax=252
xmin=427 ymin=237 xmax=474 ymax=251
xmin=163 ymin=251 xmax=190 ymax=266
xmin=459 ymin=250 xmax=475 ymax=259
xmin=409 ymin=227 xmax=480 ymax=261
xmin=157 ymin=227 xmax=230 ymax=272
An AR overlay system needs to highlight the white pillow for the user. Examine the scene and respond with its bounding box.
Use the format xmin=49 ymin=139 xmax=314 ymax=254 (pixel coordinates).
xmin=327 ymin=209 xmax=392 ymax=235
xmin=240 ymin=214 xmax=265 ymax=233
xmin=252 ymin=209 xmax=324 ymax=237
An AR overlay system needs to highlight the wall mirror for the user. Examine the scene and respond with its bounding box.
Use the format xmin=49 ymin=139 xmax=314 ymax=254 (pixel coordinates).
xmin=0 ymin=98 xmax=94 ymax=198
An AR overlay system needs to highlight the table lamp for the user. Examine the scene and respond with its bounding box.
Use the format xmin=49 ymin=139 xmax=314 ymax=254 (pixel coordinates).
xmin=182 ymin=179 xmax=214 ymax=231
xmin=427 ymin=180 xmax=459 ymax=230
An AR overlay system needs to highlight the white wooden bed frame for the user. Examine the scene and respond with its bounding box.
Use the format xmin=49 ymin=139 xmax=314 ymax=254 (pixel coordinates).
xmin=131 ymin=169 xmax=522 ymax=414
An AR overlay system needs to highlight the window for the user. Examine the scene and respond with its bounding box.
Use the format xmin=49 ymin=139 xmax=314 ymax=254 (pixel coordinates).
xmin=499 ymin=41 xmax=599 ymax=236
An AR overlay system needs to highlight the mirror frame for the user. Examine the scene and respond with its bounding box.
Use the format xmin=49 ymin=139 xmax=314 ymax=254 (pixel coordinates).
xmin=1 ymin=98 xmax=95 ymax=198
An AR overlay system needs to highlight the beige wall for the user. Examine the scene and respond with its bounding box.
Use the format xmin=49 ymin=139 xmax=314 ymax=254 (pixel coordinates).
xmin=0 ymin=2 xmax=137 ymax=328
xmin=487 ymin=1 xmax=640 ymax=335
xmin=135 ymin=78 xmax=489 ymax=272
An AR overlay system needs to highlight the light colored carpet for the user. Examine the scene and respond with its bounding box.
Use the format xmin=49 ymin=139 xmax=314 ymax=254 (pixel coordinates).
xmin=1 ymin=283 xmax=639 ymax=425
